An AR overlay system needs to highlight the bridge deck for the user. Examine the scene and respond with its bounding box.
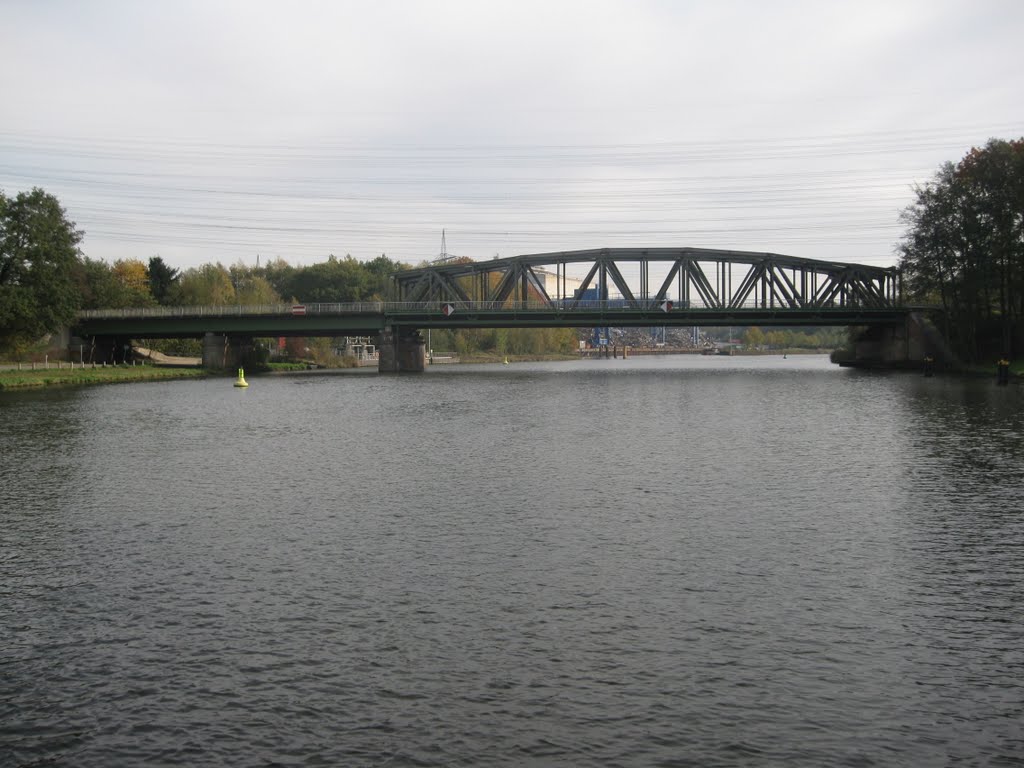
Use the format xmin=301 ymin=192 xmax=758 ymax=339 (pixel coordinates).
xmin=74 ymin=300 xmax=912 ymax=339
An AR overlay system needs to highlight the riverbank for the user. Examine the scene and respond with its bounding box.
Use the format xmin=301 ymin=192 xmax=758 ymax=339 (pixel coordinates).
xmin=0 ymin=364 xmax=208 ymax=390
xmin=456 ymin=352 xmax=579 ymax=364
xmin=831 ymin=351 xmax=1022 ymax=379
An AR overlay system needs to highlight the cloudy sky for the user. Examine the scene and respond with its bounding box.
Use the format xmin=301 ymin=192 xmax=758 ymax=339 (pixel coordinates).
xmin=1 ymin=0 xmax=1021 ymax=272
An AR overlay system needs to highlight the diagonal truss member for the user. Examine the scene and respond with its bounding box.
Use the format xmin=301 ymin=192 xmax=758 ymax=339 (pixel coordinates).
xmin=394 ymin=248 xmax=898 ymax=310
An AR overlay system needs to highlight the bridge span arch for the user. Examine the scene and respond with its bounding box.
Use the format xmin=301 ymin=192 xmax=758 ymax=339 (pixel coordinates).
xmin=394 ymin=247 xmax=899 ymax=314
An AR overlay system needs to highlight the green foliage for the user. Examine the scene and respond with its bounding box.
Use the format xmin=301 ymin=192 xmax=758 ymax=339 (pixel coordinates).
xmin=236 ymin=275 xmax=281 ymax=304
xmin=425 ymin=328 xmax=457 ymax=354
xmin=0 ymin=188 xmax=83 ymax=352
xmin=741 ymin=326 xmax=844 ymax=350
xmin=364 ymin=254 xmax=405 ymax=299
xmin=255 ymin=253 xmax=404 ymax=304
xmin=505 ymin=327 xmax=577 ymax=354
xmin=75 ymin=257 xmax=125 ymax=309
xmin=743 ymin=327 xmax=766 ymax=348
xmin=172 ymin=263 xmax=236 ymax=305
xmin=148 ymin=256 xmax=179 ymax=303
xmin=74 ymin=257 xmax=156 ymax=309
xmin=898 ymin=138 xmax=1024 ymax=360
xmin=279 ymin=254 xmax=371 ymax=302
xmin=443 ymin=326 xmax=576 ymax=356
xmin=229 ymin=261 xmax=282 ymax=305
xmin=261 ymin=257 xmax=295 ymax=299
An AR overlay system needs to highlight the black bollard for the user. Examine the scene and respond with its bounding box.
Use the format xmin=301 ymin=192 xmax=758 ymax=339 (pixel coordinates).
xmin=923 ymin=356 xmax=934 ymax=378
xmin=997 ymin=359 xmax=1010 ymax=386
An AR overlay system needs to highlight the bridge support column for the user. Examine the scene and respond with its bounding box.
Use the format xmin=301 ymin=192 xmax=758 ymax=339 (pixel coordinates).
xmin=202 ymin=333 xmax=257 ymax=370
xmin=378 ymin=328 xmax=426 ymax=373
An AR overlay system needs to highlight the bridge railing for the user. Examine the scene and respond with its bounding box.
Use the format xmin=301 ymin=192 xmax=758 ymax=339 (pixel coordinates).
xmin=383 ymin=299 xmax=893 ymax=312
xmin=77 ymin=302 xmax=387 ymax=319
xmin=383 ymin=300 xmax=691 ymax=312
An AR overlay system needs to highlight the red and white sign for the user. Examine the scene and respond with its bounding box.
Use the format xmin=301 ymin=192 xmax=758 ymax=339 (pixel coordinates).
xmin=660 ymin=300 xmax=673 ymax=312
xmin=292 ymin=305 xmax=306 ymax=316
xmin=442 ymin=303 xmax=456 ymax=316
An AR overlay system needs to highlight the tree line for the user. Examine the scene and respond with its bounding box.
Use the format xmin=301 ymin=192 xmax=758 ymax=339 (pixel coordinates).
xmin=898 ymin=138 xmax=1024 ymax=361
xmin=76 ymin=252 xmax=401 ymax=311
xmin=741 ymin=326 xmax=846 ymax=351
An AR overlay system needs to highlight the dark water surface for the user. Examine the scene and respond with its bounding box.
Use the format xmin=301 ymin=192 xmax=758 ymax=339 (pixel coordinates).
xmin=2 ymin=355 xmax=1023 ymax=766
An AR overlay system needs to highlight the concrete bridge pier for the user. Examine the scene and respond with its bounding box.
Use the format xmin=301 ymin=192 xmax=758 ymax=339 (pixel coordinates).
xmin=378 ymin=328 xmax=426 ymax=373
xmin=202 ymin=333 xmax=256 ymax=370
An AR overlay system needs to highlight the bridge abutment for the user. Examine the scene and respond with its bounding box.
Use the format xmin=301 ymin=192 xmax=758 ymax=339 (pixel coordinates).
xmin=846 ymin=312 xmax=955 ymax=369
xmin=378 ymin=328 xmax=426 ymax=373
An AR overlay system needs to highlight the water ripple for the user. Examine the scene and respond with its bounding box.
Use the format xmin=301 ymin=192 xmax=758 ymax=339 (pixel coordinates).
xmin=2 ymin=360 xmax=1023 ymax=766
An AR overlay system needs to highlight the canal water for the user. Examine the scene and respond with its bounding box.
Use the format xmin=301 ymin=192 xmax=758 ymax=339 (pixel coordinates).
xmin=2 ymin=355 xmax=1022 ymax=766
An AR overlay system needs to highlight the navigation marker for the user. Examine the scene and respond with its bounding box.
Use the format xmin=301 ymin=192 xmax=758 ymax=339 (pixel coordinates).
xmin=292 ymin=304 xmax=307 ymax=316
xmin=660 ymin=300 xmax=673 ymax=312
xmin=442 ymin=303 xmax=456 ymax=316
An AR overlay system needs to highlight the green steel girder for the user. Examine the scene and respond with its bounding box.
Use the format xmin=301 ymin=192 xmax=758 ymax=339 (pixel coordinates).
xmin=383 ymin=307 xmax=908 ymax=329
xmin=74 ymin=312 xmax=386 ymax=339
xmin=395 ymin=247 xmax=899 ymax=310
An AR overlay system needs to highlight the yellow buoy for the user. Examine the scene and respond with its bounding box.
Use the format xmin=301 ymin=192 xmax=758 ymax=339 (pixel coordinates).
xmin=503 ymin=356 xmax=509 ymax=365
xmin=234 ymin=367 xmax=249 ymax=388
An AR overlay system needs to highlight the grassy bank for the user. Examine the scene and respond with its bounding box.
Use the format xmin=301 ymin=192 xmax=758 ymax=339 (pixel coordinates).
xmin=0 ymin=365 xmax=208 ymax=390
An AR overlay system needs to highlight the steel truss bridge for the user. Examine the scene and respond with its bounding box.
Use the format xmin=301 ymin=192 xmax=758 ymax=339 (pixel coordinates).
xmin=392 ymin=247 xmax=901 ymax=327
xmin=74 ymin=248 xmax=905 ymax=342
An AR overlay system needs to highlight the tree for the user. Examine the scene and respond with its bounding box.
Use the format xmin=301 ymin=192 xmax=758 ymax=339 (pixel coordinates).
xmin=898 ymin=138 xmax=1024 ymax=360
xmin=743 ymin=327 xmax=766 ymax=349
xmin=74 ymin=257 xmax=161 ymax=309
xmin=228 ymin=261 xmax=282 ymax=305
xmin=364 ymin=253 xmax=403 ymax=299
xmin=0 ymin=188 xmax=83 ymax=352
xmin=148 ymin=256 xmax=179 ymax=303
xmin=281 ymin=254 xmax=371 ymax=303
xmin=765 ymin=330 xmax=786 ymax=350
xmin=172 ymin=263 xmax=236 ymax=305
xmin=262 ymin=257 xmax=296 ymax=299
xmin=235 ymin=275 xmax=281 ymax=305
xmin=112 ymin=258 xmax=155 ymax=306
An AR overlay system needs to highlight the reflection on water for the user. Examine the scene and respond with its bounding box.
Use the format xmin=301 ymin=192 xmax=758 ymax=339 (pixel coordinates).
xmin=2 ymin=356 xmax=1022 ymax=766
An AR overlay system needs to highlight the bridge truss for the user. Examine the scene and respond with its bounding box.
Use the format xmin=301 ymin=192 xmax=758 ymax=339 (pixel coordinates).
xmin=395 ymin=247 xmax=899 ymax=314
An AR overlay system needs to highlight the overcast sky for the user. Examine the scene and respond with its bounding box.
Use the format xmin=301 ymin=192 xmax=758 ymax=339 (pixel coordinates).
xmin=1 ymin=0 xmax=1021 ymax=272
